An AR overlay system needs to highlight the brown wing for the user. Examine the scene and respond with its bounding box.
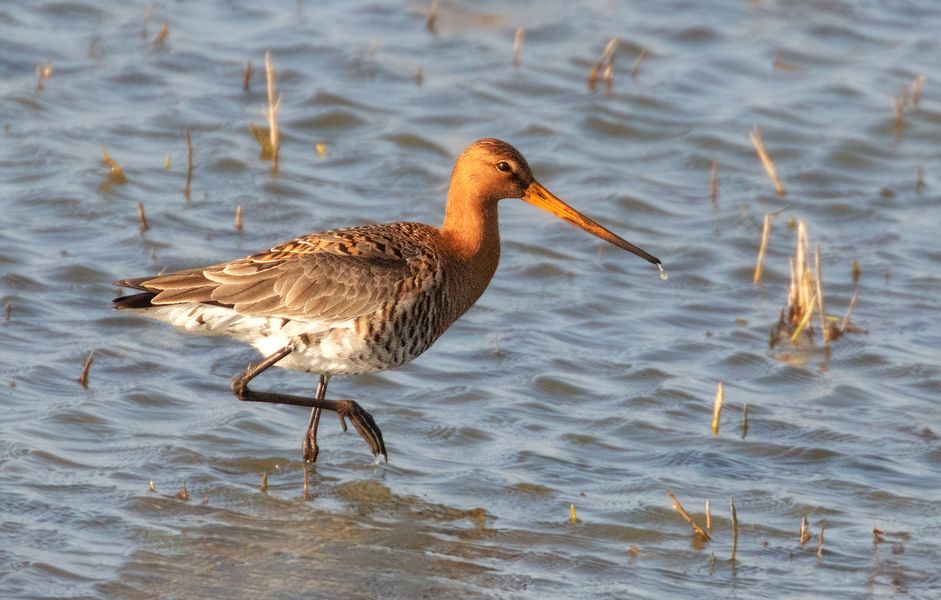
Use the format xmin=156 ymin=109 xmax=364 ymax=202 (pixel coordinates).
xmin=115 ymin=224 xmax=435 ymax=323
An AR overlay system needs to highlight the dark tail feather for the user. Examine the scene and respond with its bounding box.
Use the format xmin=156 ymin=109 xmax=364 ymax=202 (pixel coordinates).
xmin=113 ymin=292 xmax=158 ymax=309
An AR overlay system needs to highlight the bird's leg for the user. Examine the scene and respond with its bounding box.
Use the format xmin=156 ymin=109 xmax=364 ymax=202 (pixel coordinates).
xmin=302 ymin=376 xmax=327 ymax=463
xmin=231 ymin=347 xmax=387 ymax=460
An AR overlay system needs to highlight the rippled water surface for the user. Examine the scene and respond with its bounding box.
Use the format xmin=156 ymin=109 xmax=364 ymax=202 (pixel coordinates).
xmin=2 ymin=1 xmax=941 ymax=598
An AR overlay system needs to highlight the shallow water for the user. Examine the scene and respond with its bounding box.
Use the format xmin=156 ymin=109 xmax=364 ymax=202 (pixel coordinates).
xmin=2 ymin=1 xmax=940 ymax=598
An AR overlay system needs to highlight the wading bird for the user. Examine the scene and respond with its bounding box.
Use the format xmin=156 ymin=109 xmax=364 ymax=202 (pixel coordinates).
xmin=113 ymin=139 xmax=662 ymax=462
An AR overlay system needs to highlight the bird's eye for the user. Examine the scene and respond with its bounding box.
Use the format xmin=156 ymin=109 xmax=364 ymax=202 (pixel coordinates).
xmin=496 ymin=161 xmax=512 ymax=173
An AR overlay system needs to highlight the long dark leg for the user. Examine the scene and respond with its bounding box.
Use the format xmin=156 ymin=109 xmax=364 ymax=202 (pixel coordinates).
xmin=231 ymin=347 xmax=386 ymax=460
xmin=302 ymin=376 xmax=326 ymax=463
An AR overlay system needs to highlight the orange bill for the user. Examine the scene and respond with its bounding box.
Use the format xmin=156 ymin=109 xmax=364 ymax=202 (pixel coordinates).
xmin=522 ymin=181 xmax=661 ymax=266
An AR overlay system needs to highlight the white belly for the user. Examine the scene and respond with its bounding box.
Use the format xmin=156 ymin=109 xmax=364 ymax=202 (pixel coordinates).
xmin=140 ymin=303 xmax=381 ymax=375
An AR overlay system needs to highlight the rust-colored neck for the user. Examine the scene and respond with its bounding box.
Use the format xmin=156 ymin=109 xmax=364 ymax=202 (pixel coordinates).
xmin=439 ymin=178 xmax=502 ymax=312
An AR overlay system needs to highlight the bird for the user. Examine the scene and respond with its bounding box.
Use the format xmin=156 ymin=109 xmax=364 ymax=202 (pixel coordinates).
xmin=113 ymin=138 xmax=663 ymax=463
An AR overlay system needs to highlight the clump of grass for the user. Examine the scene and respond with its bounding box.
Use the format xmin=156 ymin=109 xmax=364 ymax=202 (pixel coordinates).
xmin=771 ymin=220 xmax=857 ymax=348
xmin=750 ymin=126 xmax=786 ymax=196
xmin=512 ymin=28 xmax=525 ymax=67
xmin=100 ymin=148 xmax=127 ymax=185
xmin=176 ymin=484 xmax=189 ymax=501
xmin=667 ymin=490 xmax=711 ymax=541
xmin=587 ymin=37 xmax=618 ymax=92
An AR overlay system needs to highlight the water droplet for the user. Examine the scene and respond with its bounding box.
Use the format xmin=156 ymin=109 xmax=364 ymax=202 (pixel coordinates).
xmin=657 ymin=263 xmax=669 ymax=281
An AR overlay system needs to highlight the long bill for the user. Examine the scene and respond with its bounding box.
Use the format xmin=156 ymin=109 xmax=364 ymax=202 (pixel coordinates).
xmin=522 ymin=180 xmax=662 ymax=266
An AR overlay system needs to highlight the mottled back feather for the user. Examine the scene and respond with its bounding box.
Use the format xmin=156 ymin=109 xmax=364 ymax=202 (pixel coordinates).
xmin=115 ymin=222 xmax=443 ymax=324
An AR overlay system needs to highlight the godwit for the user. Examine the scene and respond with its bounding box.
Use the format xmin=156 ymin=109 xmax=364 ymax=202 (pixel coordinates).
xmin=113 ymin=139 xmax=662 ymax=462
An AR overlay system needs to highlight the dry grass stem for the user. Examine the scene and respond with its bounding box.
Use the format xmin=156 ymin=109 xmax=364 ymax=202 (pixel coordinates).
xmin=840 ymin=291 xmax=859 ymax=334
xmin=4 ymin=301 xmax=11 ymax=321
xmin=153 ymin=22 xmax=169 ymax=48
xmin=916 ymin=166 xmax=925 ymax=194
xmin=35 ymin=62 xmax=53 ymax=92
xmin=587 ymin=37 xmax=618 ymax=92
xmin=705 ymin=499 xmax=712 ymax=531
xmin=710 ymin=161 xmax=718 ymax=204
xmin=149 ymin=480 xmax=157 ymax=493
xmin=243 ymin=60 xmax=253 ymax=91
xmin=303 ymin=465 xmax=309 ymax=500
xmin=235 ymin=205 xmax=244 ymax=232
xmin=426 ymin=0 xmax=438 ymax=33
xmin=800 ymin=515 xmax=811 ymax=544
xmin=176 ymin=484 xmax=189 ymax=501
xmin=101 ymin=148 xmax=127 ymax=185
xmin=264 ymin=50 xmax=281 ymax=168
xmin=667 ymin=490 xmax=711 ymax=541
xmin=873 ymin=527 xmax=885 ymax=544
xmin=711 ymin=382 xmax=724 ymax=436
xmin=184 ymin=128 xmax=193 ymax=200
xmin=813 ymin=246 xmax=828 ymax=344
xmin=137 ymin=202 xmax=149 ymax=233
xmin=750 ymin=126 xmax=786 ymax=196
xmin=141 ymin=4 xmax=155 ymax=39
xmin=741 ymin=402 xmax=749 ymax=439
xmin=753 ymin=213 xmax=772 ymax=284
xmin=911 ymin=74 xmax=925 ymax=107
xmin=631 ymin=47 xmax=648 ymax=78
xmin=816 ymin=525 xmax=825 ymax=558
xmin=512 ymin=28 xmax=525 ymax=67
xmin=569 ymin=503 xmax=577 ymax=524
xmin=892 ymin=92 xmax=909 ymax=141
xmin=261 ymin=472 xmax=268 ymax=493
xmin=851 ymin=259 xmax=861 ymax=283
xmin=316 ymin=143 xmax=328 ymax=156
xmin=730 ymin=498 xmax=739 ymax=562
xmin=78 ymin=350 xmax=94 ymax=388
xmin=772 ymin=54 xmax=800 ymax=72
xmin=163 ymin=154 xmax=171 ymax=169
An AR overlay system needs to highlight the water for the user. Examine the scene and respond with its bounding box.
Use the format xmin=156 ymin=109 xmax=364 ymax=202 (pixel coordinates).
xmin=2 ymin=1 xmax=940 ymax=598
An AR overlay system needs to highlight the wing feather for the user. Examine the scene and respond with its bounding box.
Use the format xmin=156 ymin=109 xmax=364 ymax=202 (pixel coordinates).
xmin=114 ymin=223 xmax=438 ymax=323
